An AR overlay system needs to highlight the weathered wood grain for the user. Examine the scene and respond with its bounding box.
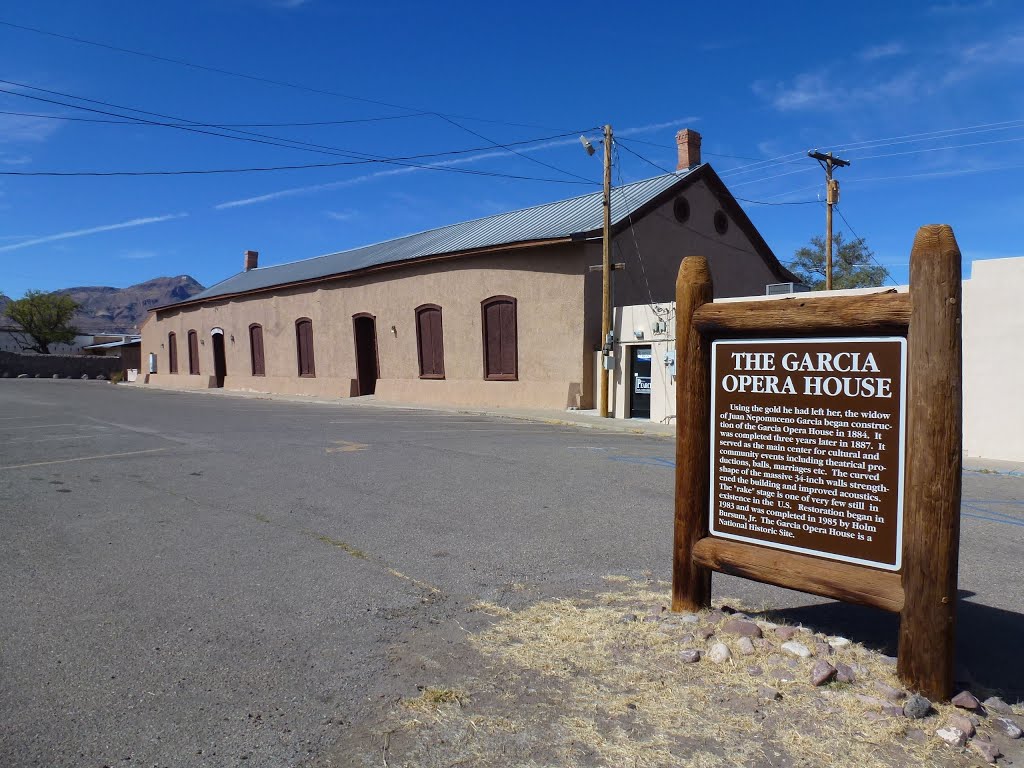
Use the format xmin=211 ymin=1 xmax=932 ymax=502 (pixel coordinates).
xmin=693 ymin=291 xmax=910 ymax=335
xmin=897 ymin=224 xmax=963 ymax=701
xmin=692 ymin=537 xmax=905 ymax=613
xmin=672 ymin=257 xmax=713 ymax=612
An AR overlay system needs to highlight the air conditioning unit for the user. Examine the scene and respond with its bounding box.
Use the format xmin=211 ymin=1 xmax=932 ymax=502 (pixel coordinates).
xmin=766 ymin=282 xmax=811 ymax=296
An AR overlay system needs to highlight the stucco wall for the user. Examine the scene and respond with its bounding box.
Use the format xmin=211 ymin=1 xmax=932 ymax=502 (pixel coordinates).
xmin=582 ymin=178 xmax=790 ymax=413
xmin=142 ymin=245 xmax=589 ymax=410
xmin=963 ymin=256 xmax=1024 ymax=462
xmin=582 ymin=177 xmax=788 ymax=314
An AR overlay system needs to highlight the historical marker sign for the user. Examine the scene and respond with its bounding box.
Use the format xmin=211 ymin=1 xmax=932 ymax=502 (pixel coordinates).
xmin=709 ymin=338 xmax=907 ymax=570
xmin=672 ymin=224 xmax=964 ymax=700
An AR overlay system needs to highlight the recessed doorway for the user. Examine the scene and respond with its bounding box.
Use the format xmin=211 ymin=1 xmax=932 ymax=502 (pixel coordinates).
xmin=352 ymin=314 xmax=379 ymax=396
xmin=629 ymin=345 xmax=652 ymax=419
xmin=211 ymin=328 xmax=227 ymax=388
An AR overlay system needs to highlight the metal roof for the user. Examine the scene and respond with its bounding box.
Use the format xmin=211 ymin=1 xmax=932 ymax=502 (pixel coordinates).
xmin=181 ymin=167 xmax=700 ymax=305
xmin=83 ymin=337 xmax=141 ymax=350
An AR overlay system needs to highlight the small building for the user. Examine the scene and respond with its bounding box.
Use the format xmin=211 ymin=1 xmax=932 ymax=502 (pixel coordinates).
xmin=141 ymin=131 xmax=797 ymax=411
xmin=83 ymin=336 xmax=142 ymax=381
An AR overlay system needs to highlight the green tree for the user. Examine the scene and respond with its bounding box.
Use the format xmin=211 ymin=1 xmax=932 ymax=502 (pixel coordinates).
xmin=788 ymin=232 xmax=889 ymax=290
xmin=3 ymin=290 xmax=80 ymax=354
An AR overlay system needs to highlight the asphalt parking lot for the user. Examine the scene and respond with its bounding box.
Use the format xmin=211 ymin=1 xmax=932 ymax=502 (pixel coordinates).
xmin=1 ymin=379 xmax=1022 ymax=767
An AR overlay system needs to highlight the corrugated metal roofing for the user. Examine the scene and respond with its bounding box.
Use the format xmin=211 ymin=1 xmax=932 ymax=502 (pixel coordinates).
xmin=180 ymin=167 xmax=700 ymax=305
xmin=83 ymin=337 xmax=141 ymax=349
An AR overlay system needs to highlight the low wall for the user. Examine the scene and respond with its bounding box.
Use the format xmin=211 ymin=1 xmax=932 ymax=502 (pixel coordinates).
xmin=0 ymin=350 xmax=121 ymax=379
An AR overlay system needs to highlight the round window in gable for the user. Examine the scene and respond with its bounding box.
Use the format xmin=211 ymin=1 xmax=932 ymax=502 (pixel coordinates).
xmin=714 ymin=210 xmax=729 ymax=235
xmin=673 ymin=196 xmax=691 ymax=224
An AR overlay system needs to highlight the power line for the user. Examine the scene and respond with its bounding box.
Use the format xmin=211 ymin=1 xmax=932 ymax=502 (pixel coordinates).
xmin=0 ymin=107 xmax=433 ymax=128
xmin=433 ymin=113 xmax=597 ymax=185
xmin=612 ymin=145 xmax=655 ymax=307
xmin=0 ymin=17 xmax=571 ymax=132
xmin=0 ymin=158 xmax=596 ymax=182
xmin=614 ymin=136 xmax=765 ymax=161
xmin=0 ymin=81 xmax=600 ymax=182
xmin=833 ymin=205 xmax=898 ymax=286
xmin=614 ymin=141 xmax=819 ymax=205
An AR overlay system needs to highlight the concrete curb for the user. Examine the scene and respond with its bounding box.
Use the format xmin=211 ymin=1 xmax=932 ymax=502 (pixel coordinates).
xmin=131 ymin=382 xmax=676 ymax=437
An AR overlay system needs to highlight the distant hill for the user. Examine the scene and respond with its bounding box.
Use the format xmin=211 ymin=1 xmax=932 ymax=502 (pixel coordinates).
xmin=43 ymin=276 xmax=205 ymax=334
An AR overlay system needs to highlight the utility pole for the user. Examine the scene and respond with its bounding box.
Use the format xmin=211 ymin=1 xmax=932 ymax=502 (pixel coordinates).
xmin=600 ymin=124 xmax=614 ymax=418
xmin=808 ymin=150 xmax=850 ymax=290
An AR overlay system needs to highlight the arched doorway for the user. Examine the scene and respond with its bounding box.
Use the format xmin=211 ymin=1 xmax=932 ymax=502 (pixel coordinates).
xmin=211 ymin=328 xmax=227 ymax=388
xmin=352 ymin=314 xmax=379 ymax=396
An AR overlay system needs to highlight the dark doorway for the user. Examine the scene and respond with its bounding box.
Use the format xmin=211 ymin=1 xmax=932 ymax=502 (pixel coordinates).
xmin=211 ymin=332 xmax=227 ymax=388
xmin=352 ymin=314 xmax=379 ymax=396
xmin=629 ymin=345 xmax=652 ymax=419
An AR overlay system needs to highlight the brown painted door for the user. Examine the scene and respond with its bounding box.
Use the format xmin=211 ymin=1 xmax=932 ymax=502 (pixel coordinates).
xmin=212 ymin=333 xmax=227 ymax=388
xmin=353 ymin=315 xmax=378 ymax=395
xmin=188 ymin=331 xmax=200 ymax=375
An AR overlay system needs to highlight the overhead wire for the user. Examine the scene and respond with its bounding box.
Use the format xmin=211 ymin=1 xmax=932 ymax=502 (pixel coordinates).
xmin=832 ymin=206 xmax=898 ymax=286
xmin=614 ymin=141 xmax=819 ymax=205
xmin=0 ymin=80 xmax=600 ymax=182
xmin=0 ymin=107 xmax=433 ymax=127
xmin=433 ymin=113 xmax=598 ymax=185
xmin=611 ymin=143 xmax=656 ymax=308
xmin=0 ymin=17 xmax=573 ymax=132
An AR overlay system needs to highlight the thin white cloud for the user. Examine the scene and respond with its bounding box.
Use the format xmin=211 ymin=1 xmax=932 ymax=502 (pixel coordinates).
xmin=0 ymin=113 xmax=60 ymax=144
xmin=119 ymin=249 xmax=158 ymax=260
xmin=754 ymin=70 xmax=919 ymax=112
xmin=325 ymin=209 xmax=358 ymax=221
xmin=0 ymin=154 xmax=32 ymax=165
xmin=0 ymin=213 xmax=187 ymax=253
xmin=214 ymin=118 xmax=699 ymax=210
xmin=928 ymin=0 xmax=994 ymax=14
xmin=860 ymin=42 xmax=906 ymax=61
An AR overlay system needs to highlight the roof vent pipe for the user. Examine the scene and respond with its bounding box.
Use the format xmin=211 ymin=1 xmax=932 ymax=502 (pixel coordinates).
xmin=244 ymin=250 xmax=259 ymax=271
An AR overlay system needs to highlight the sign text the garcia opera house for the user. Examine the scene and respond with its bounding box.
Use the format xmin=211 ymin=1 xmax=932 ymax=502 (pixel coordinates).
xmin=710 ymin=338 xmax=906 ymax=570
xmin=673 ymin=225 xmax=965 ymax=700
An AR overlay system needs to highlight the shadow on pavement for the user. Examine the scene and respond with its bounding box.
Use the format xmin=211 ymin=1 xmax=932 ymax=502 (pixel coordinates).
xmin=761 ymin=591 xmax=1024 ymax=703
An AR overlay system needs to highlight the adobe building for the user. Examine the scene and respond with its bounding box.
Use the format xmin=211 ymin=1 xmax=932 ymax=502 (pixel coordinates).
xmin=141 ymin=130 xmax=797 ymax=411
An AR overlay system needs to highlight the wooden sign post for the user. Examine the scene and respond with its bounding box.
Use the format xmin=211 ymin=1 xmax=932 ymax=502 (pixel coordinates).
xmin=673 ymin=224 xmax=962 ymax=700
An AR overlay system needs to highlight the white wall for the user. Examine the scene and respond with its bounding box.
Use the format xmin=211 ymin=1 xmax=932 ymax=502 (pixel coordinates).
xmin=963 ymin=257 xmax=1024 ymax=462
xmin=599 ymin=258 xmax=1024 ymax=462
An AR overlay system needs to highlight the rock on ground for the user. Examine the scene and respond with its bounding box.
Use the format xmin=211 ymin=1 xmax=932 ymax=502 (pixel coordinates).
xmin=984 ymin=696 xmax=1013 ymax=715
xmin=951 ymin=690 xmax=980 ymax=710
xmin=835 ymin=662 xmax=856 ymax=684
xmin=774 ymin=626 xmax=799 ymax=641
xmin=993 ymin=716 xmax=1023 ymax=739
xmin=970 ymin=739 xmax=1002 ymax=764
xmin=721 ymin=619 xmax=762 ymax=638
xmin=679 ymin=650 xmax=701 ymax=663
xmin=810 ymin=661 xmax=837 ymax=686
xmin=873 ymin=681 xmax=906 ymax=702
xmin=935 ymin=726 xmax=968 ymax=748
xmin=946 ymin=713 xmax=975 ymax=737
xmin=737 ymin=637 xmax=756 ymax=656
xmin=707 ymin=642 xmax=732 ymax=664
xmin=903 ymin=694 xmax=932 ymax=720
xmin=781 ymin=641 xmax=811 ymax=659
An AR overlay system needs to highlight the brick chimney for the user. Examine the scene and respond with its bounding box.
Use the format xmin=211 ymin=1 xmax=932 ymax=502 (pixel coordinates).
xmin=244 ymin=250 xmax=259 ymax=271
xmin=676 ymin=129 xmax=702 ymax=171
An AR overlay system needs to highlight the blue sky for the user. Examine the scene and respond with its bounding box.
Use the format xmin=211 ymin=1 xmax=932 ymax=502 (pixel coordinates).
xmin=1 ymin=0 xmax=1022 ymax=296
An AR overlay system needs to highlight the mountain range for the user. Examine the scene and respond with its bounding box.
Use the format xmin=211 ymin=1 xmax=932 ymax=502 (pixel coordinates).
xmin=0 ymin=276 xmax=205 ymax=334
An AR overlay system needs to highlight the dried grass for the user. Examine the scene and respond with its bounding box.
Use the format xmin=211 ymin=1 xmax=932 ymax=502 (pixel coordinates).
xmin=380 ymin=580 xmax=981 ymax=767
